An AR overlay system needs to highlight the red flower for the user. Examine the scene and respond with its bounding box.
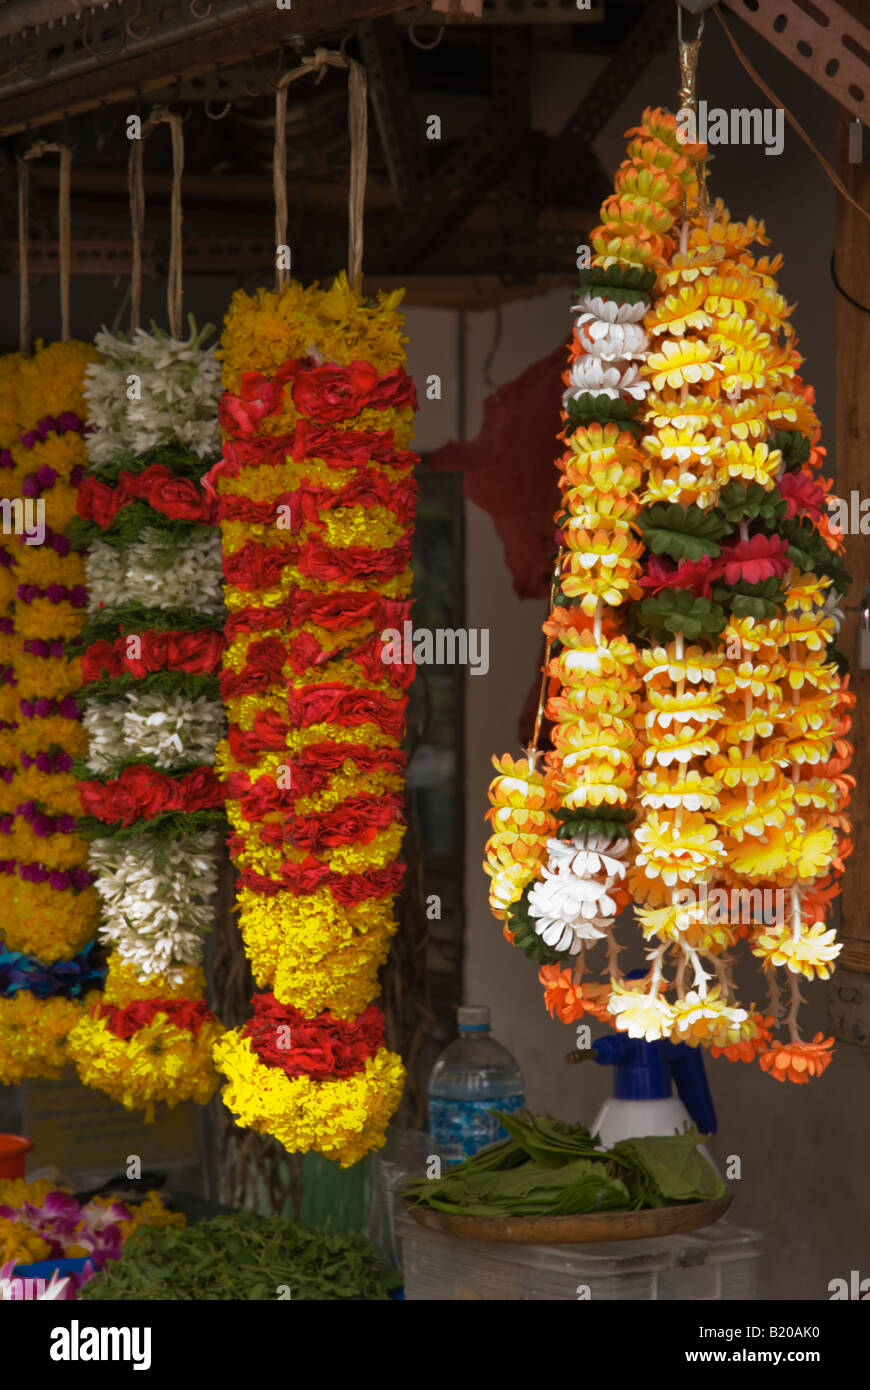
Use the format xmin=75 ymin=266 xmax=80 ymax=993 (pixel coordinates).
xmin=639 ymin=554 xmax=722 ymax=598
xmin=182 ymin=766 xmax=224 ymax=812
xmin=240 ymin=994 xmax=385 ymax=1080
xmin=77 ymin=477 xmax=123 ymax=529
xmin=719 ymin=533 xmax=791 ymax=586
xmin=367 ymin=366 xmax=419 ymax=413
xmin=292 ymin=361 xmax=380 ymax=422
xmin=78 ymin=764 xmax=222 ymax=826
xmin=97 ymin=998 xmax=215 ymax=1040
xmin=147 ymin=469 xmax=216 ymax=524
xmin=81 ymin=639 xmax=124 ymax=682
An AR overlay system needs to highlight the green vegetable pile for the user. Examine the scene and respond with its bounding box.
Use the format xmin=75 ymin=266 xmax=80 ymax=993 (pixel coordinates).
xmin=404 ymin=1111 xmax=726 ymax=1218
xmin=79 ymin=1211 xmax=397 ymax=1301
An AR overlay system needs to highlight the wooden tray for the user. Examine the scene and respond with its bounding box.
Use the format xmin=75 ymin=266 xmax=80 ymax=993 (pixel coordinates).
xmin=406 ymin=1193 xmax=732 ymax=1244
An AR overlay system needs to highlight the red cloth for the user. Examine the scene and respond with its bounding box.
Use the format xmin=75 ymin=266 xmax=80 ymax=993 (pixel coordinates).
xmin=429 ymin=341 xmax=566 ymax=599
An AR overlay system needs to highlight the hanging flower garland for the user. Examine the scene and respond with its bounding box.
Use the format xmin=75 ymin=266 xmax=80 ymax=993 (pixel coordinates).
xmin=212 ymin=274 xmax=415 ymax=1165
xmin=0 ymin=341 xmax=107 ymax=1083
xmin=485 ymin=107 xmax=851 ymax=1082
xmin=66 ymin=320 xmax=226 ymax=1116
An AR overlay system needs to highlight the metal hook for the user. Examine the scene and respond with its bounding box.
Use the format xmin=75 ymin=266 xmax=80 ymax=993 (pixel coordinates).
xmin=126 ymin=0 xmax=152 ymax=42
xmin=93 ymin=105 xmax=119 ymax=141
xmin=204 ymin=98 xmax=232 ymax=120
xmin=190 ymin=0 xmax=213 ymax=17
xmin=243 ymin=57 xmax=264 ymax=98
xmin=408 ymin=8 xmax=445 ymax=51
xmin=268 ymin=43 xmax=287 ymax=92
xmin=81 ymin=5 xmax=126 ymax=60
xmin=9 ymin=33 xmax=50 ymax=79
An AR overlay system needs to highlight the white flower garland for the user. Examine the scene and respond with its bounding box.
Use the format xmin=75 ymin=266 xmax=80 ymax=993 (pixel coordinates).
xmin=89 ymin=830 xmax=221 ymax=983
xmin=85 ymin=320 xmax=221 ymax=463
xmin=86 ymin=530 xmax=225 ymax=615
xmin=81 ymin=322 xmax=225 ymax=996
xmin=83 ymin=693 xmax=224 ymax=773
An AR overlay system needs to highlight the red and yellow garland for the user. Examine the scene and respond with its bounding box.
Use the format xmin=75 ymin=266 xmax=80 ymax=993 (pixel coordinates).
xmin=213 ymin=274 xmax=415 ymax=1164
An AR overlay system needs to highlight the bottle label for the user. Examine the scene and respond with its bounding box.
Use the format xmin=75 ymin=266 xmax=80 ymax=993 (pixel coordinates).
xmin=429 ymin=1094 xmax=525 ymax=1163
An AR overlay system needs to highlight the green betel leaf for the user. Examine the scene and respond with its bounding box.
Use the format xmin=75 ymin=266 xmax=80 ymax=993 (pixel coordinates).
xmin=564 ymin=393 xmax=642 ymax=434
xmin=637 ymin=503 xmax=727 ymax=562
xmin=716 ymin=481 xmax=787 ymax=528
xmin=609 ymin=1128 xmax=726 ymax=1204
xmin=770 ymin=429 xmax=811 ymax=473
xmin=779 ymin=516 xmax=852 ymax=595
xmin=576 ymin=263 xmax=656 ymax=295
xmin=713 ymin=576 xmax=787 ymax=621
xmin=505 ymin=885 xmax=573 ymax=965
xmin=636 ymin=590 xmax=726 ymax=642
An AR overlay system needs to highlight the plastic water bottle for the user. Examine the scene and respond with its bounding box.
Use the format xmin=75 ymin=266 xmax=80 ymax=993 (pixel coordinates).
xmin=427 ymin=1005 xmax=525 ymax=1163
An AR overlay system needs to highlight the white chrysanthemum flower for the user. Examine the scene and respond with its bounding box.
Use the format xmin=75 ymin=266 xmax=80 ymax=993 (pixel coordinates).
xmin=545 ymin=832 xmax=629 ymax=881
xmin=527 ymin=832 xmax=628 ymax=951
xmin=572 ymin=294 xmax=648 ymax=323
xmin=85 ymin=318 xmax=222 ymax=461
xmin=573 ymin=314 xmax=648 ymax=361
xmin=562 ymin=358 xmax=649 ymax=403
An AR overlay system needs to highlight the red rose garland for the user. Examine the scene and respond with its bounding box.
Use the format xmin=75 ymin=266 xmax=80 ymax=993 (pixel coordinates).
xmin=212 ymin=277 xmax=415 ymax=1165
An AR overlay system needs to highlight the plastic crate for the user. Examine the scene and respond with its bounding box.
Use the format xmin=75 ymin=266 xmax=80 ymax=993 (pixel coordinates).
xmin=396 ymin=1213 xmax=762 ymax=1301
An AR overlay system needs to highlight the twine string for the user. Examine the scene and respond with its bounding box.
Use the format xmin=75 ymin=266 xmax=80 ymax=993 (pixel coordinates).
xmin=273 ymin=47 xmax=368 ymax=290
xmin=129 ymin=106 xmax=185 ymax=336
xmin=17 ymin=141 xmax=73 ymax=354
xmin=714 ymin=6 xmax=870 ymax=228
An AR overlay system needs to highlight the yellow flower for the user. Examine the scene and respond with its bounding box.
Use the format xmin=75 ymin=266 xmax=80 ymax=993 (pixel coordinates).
xmin=634 ymin=810 xmax=724 ymax=884
xmin=669 ymin=987 xmax=750 ymax=1048
xmin=0 ymin=1217 xmax=51 ymax=1267
xmin=646 ymin=337 xmax=719 ymax=391
xmin=68 ymin=1010 xmax=225 ymax=1121
xmin=0 ymin=994 xmax=87 ymax=1084
xmin=1 ymin=880 xmax=100 ymax=962
xmin=213 ymin=1032 xmax=405 ymax=1167
xmin=753 ymin=921 xmax=841 ymax=980
xmin=606 ymin=981 xmax=675 ymax=1041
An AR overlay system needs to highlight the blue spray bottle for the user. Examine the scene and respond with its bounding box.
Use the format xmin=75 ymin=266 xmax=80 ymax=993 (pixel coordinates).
xmin=586 ymin=1033 xmax=717 ymax=1155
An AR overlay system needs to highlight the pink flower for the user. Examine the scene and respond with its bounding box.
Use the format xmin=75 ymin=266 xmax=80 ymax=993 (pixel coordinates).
xmin=778 ymin=470 xmax=825 ymax=522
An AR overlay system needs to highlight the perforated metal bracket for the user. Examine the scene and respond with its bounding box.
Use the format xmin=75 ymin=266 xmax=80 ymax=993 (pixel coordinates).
xmin=725 ymin=0 xmax=870 ymax=125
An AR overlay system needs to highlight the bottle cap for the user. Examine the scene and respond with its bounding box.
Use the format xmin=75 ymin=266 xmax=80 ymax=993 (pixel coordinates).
xmin=458 ymin=1005 xmax=490 ymax=1031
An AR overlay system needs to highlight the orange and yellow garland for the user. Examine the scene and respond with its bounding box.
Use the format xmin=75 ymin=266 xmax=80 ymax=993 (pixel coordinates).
xmin=486 ymin=109 xmax=850 ymax=1084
